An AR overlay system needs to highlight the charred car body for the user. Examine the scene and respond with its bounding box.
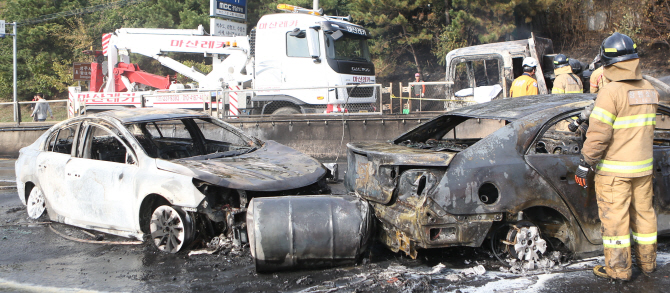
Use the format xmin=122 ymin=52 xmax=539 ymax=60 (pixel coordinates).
xmin=345 ymin=95 xmax=670 ymax=260
xmin=15 ymin=108 xmax=329 ymax=253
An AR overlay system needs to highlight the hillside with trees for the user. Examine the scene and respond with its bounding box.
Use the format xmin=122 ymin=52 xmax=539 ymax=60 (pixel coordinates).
xmin=1 ymin=0 xmax=669 ymax=101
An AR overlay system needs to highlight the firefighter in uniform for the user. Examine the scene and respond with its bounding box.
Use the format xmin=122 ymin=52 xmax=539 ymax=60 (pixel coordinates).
xmin=551 ymin=54 xmax=583 ymax=94
xmin=576 ymin=32 xmax=658 ymax=281
xmin=589 ymin=55 xmax=610 ymax=93
xmin=509 ymin=57 xmax=539 ymax=97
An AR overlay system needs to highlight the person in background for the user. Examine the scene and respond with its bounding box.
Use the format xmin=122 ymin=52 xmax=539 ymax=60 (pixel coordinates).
xmin=412 ymin=72 xmax=425 ymax=99
xmin=589 ymin=54 xmax=609 ymax=93
xmin=31 ymin=93 xmax=53 ymax=122
xmin=510 ymin=57 xmax=539 ymax=97
xmin=551 ymin=54 xmax=583 ymax=94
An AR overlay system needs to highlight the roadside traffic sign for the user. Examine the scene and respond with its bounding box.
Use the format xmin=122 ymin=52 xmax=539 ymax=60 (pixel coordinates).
xmin=73 ymin=62 xmax=92 ymax=81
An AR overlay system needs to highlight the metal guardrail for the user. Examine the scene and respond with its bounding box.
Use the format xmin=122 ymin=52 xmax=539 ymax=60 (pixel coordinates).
xmin=381 ymin=81 xmax=469 ymax=114
xmin=215 ymin=83 xmax=382 ymax=118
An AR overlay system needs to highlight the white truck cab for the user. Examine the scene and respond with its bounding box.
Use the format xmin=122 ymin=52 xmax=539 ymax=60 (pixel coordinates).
xmin=252 ymin=12 xmax=376 ymax=114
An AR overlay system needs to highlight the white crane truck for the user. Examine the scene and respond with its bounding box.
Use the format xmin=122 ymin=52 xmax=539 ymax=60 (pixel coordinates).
xmin=67 ymin=4 xmax=377 ymax=117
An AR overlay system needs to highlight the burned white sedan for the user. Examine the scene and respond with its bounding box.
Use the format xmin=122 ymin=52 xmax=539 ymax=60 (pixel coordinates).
xmin=15 ymin=108 xmax=329 ymax=253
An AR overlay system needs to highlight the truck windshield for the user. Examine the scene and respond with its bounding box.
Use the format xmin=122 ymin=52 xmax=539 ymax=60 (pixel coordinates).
xmin=326 ymin=33 xmax=371 ymax=62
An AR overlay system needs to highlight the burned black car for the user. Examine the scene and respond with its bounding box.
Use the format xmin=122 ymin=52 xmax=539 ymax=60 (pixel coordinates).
xmin=345 ymin=95 xmax=670 ymax=261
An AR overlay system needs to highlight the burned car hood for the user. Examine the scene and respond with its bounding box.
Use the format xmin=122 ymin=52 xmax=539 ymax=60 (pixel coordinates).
xmin=348 ymin=141 xmax=456 ymax=166
xmin=156 ymin=140 xmax=326 ymax=191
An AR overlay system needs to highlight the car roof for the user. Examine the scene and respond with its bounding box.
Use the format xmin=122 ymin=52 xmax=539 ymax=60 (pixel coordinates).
xmin=90 ymin=108 xmax=210 ymax=123
xmin=448 ymin=94 xmax=597 ymax=120
xmin=446 ymin=40 xmax=530 ymax=58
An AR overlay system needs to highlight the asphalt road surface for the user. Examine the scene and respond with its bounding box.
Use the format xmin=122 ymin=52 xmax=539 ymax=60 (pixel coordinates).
xmin=1 ymin=158 xmax=670 ymax=292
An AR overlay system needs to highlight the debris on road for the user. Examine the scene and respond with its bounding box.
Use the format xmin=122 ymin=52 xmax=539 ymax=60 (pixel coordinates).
xmin=189 ymin=234 xmax=247 ymax=256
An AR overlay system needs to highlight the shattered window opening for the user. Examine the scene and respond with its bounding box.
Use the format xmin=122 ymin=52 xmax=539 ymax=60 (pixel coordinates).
xmin=124 ymin=118 xmax=257 ymax=160
xmin=655 ymin=113 xmax=670 ymax=146
xmin=81 ymin=124 xmax=133 ymax=164
xmin=452 ymin=56 xmax=503 ymax=100
xmin=46 ymin=123 xmax=79 ymax=154
xmin=530 ymin=112 xmax=584 ymax=155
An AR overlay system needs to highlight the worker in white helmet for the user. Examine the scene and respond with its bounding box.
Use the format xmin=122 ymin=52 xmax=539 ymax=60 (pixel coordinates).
xmin=510 ymin=57 xmax=539 ymax=97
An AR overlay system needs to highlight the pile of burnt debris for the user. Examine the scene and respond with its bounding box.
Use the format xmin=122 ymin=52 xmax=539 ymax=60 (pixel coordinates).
xmin=187 ymin=234 xmax=247 ymax=257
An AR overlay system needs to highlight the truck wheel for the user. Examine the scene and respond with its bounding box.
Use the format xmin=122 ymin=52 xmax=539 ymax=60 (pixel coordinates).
xmin=149 ymin=205 xmax=194 ymax=253
xmin=272 ymin=107 xmax=301 ymax=115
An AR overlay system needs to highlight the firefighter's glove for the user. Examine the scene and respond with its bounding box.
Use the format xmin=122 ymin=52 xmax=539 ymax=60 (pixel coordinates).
xmin=575 ymin=160 xmax=590 ymax=188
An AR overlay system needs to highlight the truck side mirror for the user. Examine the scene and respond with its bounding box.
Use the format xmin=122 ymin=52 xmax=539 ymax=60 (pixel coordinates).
xmin=330 ymin=30 xmax=343 ymax=41
xmin=307 ymin=26 xmax=321 ymax=63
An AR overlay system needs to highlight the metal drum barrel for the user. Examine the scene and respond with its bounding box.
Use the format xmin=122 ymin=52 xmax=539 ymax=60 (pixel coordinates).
xmin=247 ymin=195 xmax=372 ymax=272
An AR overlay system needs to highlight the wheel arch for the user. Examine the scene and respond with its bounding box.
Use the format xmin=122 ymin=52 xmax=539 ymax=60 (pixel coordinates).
xmin=138 ymin=193 xmax=171 ymax=234
xmin=23 ymin=181 xmax=35 ymax=204
xmin=521 ymin=205 xmax=581 ymax=253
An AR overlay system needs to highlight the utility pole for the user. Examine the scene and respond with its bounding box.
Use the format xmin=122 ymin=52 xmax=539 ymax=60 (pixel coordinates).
xmin=12 ymin=22 xmax=18 ymax=124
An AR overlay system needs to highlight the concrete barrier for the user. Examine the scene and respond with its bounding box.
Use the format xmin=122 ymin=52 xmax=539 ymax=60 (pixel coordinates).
xmin=0 ymin=114 xmax=438 ymax=160
xmin=0 ymin=122 xmax=55 ymax=158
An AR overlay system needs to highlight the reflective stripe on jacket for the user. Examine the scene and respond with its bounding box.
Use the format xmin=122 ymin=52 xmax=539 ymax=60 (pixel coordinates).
xmin=552 ymin=66 xmax=583 ymax=94
xmin=582 ymin=59 xmax=658 ymax=177
xmin=509 ymin=73 xmax=538 ymax=98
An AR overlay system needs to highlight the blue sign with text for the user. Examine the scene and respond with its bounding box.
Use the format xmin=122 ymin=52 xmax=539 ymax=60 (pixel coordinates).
xmin=213 ymin=0 xmax=247 ymax=21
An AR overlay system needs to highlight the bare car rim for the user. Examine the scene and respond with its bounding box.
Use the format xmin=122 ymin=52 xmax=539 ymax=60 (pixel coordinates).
xmin=506 ymin=224 xmax=547 ymax=261
xmin=26 ymin=187 xmax=46 ymax=219
xmin=150 ymin=205 xmax=191 ymax=253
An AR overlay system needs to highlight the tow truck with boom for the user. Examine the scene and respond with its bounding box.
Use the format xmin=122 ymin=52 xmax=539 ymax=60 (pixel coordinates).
xmin=68 ymin=3 xmax=377 ymax=117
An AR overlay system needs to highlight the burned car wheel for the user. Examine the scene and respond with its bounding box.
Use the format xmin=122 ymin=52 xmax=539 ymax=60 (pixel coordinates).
xmin=149 ymin=205 xmax=194 ymax=253
xmin=26 ymin=186 xmax=46 ymax=219
xmin=505 ymin=222 xmax=547 ymax=262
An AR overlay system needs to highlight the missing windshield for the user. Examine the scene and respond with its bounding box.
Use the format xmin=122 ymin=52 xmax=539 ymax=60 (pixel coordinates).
xmin=124 ymin=118 xmax=258 ymax=160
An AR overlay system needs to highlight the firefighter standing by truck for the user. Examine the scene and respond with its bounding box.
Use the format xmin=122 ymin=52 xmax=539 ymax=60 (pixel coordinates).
xmin=510 ymin=57 xmax=539 ymax=97
xmin=551 ymin=54 xmax=583 ymax=94
xmin=576 ymin=32 xmax=658 ymax=281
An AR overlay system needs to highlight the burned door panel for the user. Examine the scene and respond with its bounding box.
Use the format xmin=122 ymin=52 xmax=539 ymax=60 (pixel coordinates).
xmin=525 ymin=112 xmax=602 ymax=244
xmin=525 ymin=154 xmax=601 ymax=244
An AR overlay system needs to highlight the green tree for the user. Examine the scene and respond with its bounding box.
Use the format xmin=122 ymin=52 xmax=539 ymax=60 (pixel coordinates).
xmin=433 ymin=0 xmax=555 ymax=65
xmin=0 ymin=0 xmax=218 ymax=101
xmin=349 ymin=0 xmax=437 ymax=77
